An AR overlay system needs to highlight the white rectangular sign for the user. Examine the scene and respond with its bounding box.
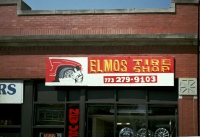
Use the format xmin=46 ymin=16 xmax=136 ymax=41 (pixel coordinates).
xmin=46 ymin=56 xmax=174 ymax=86
xmin=0 ymin=80 xmax=23 ymax=104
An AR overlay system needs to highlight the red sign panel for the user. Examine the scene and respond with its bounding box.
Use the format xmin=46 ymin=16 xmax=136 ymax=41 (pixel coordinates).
xmin=88 ymin=56 xmax=174 ymax=73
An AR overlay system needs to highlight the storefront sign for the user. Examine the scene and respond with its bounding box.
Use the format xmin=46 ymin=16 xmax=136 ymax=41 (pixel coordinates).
xmin=41 ymin=133 xmax=56 ymax=137
xmin=39 ymin=133 xmax=63 ymax=137
xmin=68 ymin=108 xmax=79 ymax=137
xmin=0 ymin=80 xmax=23 ymax=104
xmin=46 ymin=56 xmax=174 ymax=86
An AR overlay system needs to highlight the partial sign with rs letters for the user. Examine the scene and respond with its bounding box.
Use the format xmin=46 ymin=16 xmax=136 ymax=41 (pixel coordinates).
xmin=0 ymin=80 xmax=23 ymax=104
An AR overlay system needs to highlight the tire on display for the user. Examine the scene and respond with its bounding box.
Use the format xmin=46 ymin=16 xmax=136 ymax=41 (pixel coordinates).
xmin=119 ymin=127 xmax=135 ymax=137
xmin=137 ymin=128 xmax=152 ymax=137
xmin=154 ymin=128 xmax=169 ymax=137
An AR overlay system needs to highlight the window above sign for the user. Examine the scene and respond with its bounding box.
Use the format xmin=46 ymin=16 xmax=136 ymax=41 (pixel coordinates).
xmin=23 ymin=0 xmax=170 ymax=10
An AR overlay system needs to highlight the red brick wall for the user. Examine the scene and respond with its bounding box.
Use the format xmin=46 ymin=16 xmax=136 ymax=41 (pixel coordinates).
xmin=0 ymin=5 xmax=198 ymax=35
xmin=0 ymin=45 xmax=197 ymax=79
xmin=179 ymin=96 xmax=198 ymax=136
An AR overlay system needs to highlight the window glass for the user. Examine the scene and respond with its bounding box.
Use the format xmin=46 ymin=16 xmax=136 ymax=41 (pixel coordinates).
xmin=117 ymin=105 xmax=146 ymax=137
xmin=68 ymin=89 xmax=81 ymax=101
xmin=0 ymin=105 xmax=21 ymax=125
xmin=148 ymin=79 xmax=178 ymax=102
xmin=33 ymin=128 xmax=64 ymax=137
xmin=35 ymin=104 xmax=65 ymax=125
xmin=87 ymin=88 xmax=115 ymax=101
xmin=0 ymin=128 xmax=20 ymax=137
xmin=87 ymin=104 xmax=114 ymax=137
xmin=36 ymin=82 xmax=67 ymax=102
xmin=118 ymin=88 xmax=146 ymax=101
xmin=148 ymin=105 xmax=177 ymax=137
xmin=148 ymin=89 xmax=178 ymax=102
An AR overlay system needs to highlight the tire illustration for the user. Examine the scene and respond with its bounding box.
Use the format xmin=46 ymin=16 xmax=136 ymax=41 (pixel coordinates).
xmin=58 ymin=67 xmax=74 ymax=79
xmin=154 ymin=128 xmax=169 ymax=137
xmin=54 ymin=66 xmax=83 ymax=83
xmin=137 ymin=128 xmax=152 ymax=137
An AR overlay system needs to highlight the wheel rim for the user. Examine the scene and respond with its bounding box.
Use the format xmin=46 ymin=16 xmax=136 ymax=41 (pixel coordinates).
xmin=154 ymin=128 xmax=169 ymax=137
xmin=119 ymin=127 xmax=134 ymax=137
xmin=137 ymin=128 xmax=151 ymax=137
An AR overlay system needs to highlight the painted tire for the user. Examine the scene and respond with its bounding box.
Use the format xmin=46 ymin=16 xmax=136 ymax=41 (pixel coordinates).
xmin=58 ymin=67 xmax=75 ymax=79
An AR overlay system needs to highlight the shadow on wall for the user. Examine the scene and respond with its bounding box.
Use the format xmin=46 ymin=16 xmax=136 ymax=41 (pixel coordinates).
xmin=0 ymin=45 xmax=197 ymax=55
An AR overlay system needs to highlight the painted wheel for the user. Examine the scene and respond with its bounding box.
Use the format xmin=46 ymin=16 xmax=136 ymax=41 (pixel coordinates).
xmin=57 ymin=66 xmax=83 ymax=83
xmin=154 ymin=128 xmax=169 ymax=137
xmin=119 ymin=127 xmax=134 ymax=137
xmin=59 ymin=67 xmax=74 ymax=79
xmin=137 ymin=128 xmax=152 ymax=137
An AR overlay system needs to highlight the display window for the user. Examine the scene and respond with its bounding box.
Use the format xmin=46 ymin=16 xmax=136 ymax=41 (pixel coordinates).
xmin=87 ymin=104 xmax=114 ymax=137
xmin=0 ymin=129 xmax=20 ymax=137
xmin=33 ymin=103 xmax=65 ymax=137
xmin=0 ymin=105 xmax=21 ymax=137
xmin=117 ymin=105 xmax=146 ymax=137
xmin=33 ymin=82 xmax=67 ymax=137
xmin=86 ymin=104 xmax=177 ymax=137
xmin=148 ymin=105 xmax=177 ymax=137
xmin=31 ymin=80 xmax=178 ymax=137
xmin=34 ymin=104 xmax=65 ymax=125
xmin=0 ymin=105 xmax=21 ymax=126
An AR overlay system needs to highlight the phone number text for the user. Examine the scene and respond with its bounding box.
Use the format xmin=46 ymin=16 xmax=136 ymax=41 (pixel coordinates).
xmin=104 ymin=76 xmax=157 ymax=83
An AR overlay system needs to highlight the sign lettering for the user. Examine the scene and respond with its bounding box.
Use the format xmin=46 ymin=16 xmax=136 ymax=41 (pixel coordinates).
xmin=0 ymin=84 xmax=16 ymax=95
xmin=0 ymin=81 xmax=23 ymax=104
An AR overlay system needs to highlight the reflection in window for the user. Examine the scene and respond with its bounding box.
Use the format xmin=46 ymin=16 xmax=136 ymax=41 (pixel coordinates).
xmin=148 ymin=106 xmax=177 ymax=137
xmin=85 ymin=104 xmax=178 ymax=137
xmin=0 ymin=105 xmax=21 ymax=125
xmin=117 ymin=105 xmax=146 ymax=137
xmin=0 ymin=129 xmax=20 ymax=137
xmin=87 ymin=104 xmax=114 ymax=137
xmin=35 ymin=104 xmax=65 ymax=125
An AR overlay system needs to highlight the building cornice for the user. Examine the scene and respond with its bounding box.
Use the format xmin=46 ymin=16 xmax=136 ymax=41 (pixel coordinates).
xmin=0 ymin=0 xmax=198 ymax=15
xmin=0 ymin=34 xmax=197 ymax=47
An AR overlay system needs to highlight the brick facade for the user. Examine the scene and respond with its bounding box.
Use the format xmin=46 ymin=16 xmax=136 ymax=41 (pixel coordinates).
xmin=0 ymin=0 xmax=199 ymax=136
xmin=0 ymin=5 xmax=198 ymax=35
